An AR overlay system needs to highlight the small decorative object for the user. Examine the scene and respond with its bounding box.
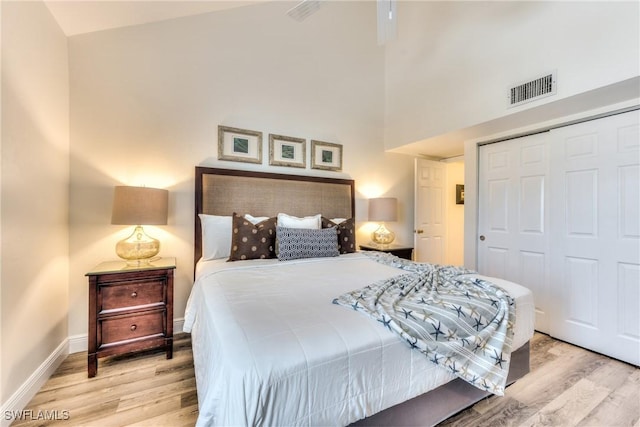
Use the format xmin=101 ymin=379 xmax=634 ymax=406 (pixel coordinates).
xmin=111 ymin=186 xmax=168 ymax=265
xmin=369 ymin=197 xmax=397 ymax=247
xmin=218 ymin=125 xmax=263 ymax=164
xmin=311 ymin=140 xmax=342 ymax=171
xmin=456 ymin=184 xmax=465 ymax=204
xmin=269 ymin=134 xmax=306 ymax=168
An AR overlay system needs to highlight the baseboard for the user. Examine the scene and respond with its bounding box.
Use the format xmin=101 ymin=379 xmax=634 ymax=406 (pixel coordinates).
xmin=0 ymin=318 xmax=187 ymax=426
xmin=173 ymin=317 xmax=184 ymax=335
xmin=67 ymin=333 xmax=87 ymax=354
xmin=0 ymin=339 xmax=68 ymax=427
xmin=68 ymin=317 xmax=185 ymax=354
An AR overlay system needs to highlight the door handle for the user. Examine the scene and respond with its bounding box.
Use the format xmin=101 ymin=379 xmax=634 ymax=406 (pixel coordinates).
xmin=415 ymin=229 xmax=424 ymax=234
xmin=479 ymin=235 xmax=486 ymax=241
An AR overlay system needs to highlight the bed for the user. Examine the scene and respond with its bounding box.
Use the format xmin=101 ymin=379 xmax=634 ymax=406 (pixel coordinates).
xmin=184 ymin=167 xmax=535 ymax=426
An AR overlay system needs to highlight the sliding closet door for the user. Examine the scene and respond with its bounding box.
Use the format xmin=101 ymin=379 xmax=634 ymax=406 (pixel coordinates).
xmin=478 ymin=133 xmax=551 ymax=333
xmin=549 ymin=111 xmax=639 ymax=365
xmin=478 ymin=109 xmax=639 ymax=365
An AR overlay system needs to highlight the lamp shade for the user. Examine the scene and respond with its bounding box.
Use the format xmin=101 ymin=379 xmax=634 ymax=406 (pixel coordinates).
xmin=368 ymin=197 xmax=397 ymax=222
xmin=111 ymin=186 xmax=168 ymax=225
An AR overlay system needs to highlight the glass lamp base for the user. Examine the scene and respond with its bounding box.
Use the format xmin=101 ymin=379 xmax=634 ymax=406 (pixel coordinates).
xmin=372 ymin=223 xmax=395 ymax=247
xmin=115 ymin=225 xmax=160 ymax=265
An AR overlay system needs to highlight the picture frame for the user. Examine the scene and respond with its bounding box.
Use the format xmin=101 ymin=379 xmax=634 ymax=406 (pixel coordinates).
xmin=310 ymin=140 xmax=343 ymax=171
xmin=269 ymin=134 xmax=306 ymax=168
xmin=456 ymin=184 xmax=465 ymax=204
xmin=218 ymin=125 xmax=263 ymax=164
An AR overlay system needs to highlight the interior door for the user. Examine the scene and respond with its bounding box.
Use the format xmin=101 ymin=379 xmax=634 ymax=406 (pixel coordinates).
xmin=548 ymin=111 xmax=639 ymax=365
xmin=414 ymin=158 xmax=446 ymax=264
xmin=478 ymin=133 xmax=551 ymax=333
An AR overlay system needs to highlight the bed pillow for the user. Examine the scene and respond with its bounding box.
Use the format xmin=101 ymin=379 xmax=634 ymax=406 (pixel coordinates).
xmin=228 ymin=213 xmax=277 ymax=261
xmin=276 ymin=226 xmax=339 ymax=261
xmin=277 ymin=213 xmax=322 ymax=229
xmin=244 ymin=214 xmax=270 ymax=225
xmin=199 ymin=214 xmax=232 ymax=260
xmin=322 ymin=217 xmax=356 ymax=254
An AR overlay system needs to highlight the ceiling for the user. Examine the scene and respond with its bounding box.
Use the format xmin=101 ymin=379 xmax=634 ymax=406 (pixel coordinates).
xmin=44 ymin=0 xmax=268 ymax=36
xmin=42 ymin=1 xmax=639 ymax=159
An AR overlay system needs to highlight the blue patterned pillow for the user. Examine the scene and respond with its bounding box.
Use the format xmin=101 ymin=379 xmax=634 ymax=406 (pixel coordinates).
xmin=276 ymin=226 xmax=340 ymax=261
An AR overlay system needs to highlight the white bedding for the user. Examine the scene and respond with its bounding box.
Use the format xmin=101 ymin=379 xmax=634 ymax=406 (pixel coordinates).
xmin=183 ymin=253 xmax=534 ymax=426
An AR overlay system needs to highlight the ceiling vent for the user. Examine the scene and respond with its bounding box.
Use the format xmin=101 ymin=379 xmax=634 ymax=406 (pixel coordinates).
xmin=508 ymin=71 xmax=557 ymax=108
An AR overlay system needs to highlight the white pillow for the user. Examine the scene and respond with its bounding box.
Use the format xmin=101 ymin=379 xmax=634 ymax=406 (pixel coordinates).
xmin=244 ymin=214 xmax=270 ymax=225
xmin=199 ymin=214 xmax=232 ymax=260
xmin=330 ymin=218 xmax=347 ymax=224
xmin=277 ymin=213 xmax=322 ymax=229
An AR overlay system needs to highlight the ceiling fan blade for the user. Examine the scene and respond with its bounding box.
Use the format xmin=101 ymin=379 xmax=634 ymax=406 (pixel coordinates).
xmin=377 ymin=0 xmax=397 ymax=45
xmin=287 ymin=0 xmax=321 ymax=22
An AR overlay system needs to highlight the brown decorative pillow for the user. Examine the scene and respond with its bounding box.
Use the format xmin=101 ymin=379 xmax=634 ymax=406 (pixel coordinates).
xmin=228 ymin=213 xmax=277 ymax=261
xmin=322 ymin=217 xmax=356 ymax=254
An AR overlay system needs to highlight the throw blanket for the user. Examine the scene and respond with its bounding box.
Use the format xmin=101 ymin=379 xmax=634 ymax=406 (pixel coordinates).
xmin=333 ymin=251 xmax=515 ymax=395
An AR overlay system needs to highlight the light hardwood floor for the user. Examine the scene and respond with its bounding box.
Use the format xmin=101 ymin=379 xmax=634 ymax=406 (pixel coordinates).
xmin=11 ymin=332 xmax=639 ymax=426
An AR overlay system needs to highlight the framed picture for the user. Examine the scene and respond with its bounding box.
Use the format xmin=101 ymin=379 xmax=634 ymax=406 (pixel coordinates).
xmin=456 ymin=184 xmax=465 ymax=204
xmin=311 ymin=140 xmax=342 ymax=171
xmin=269 ymin=134 xmax=306 ymax=168
xmin=218 ymin=125 xmax=263 ymax=164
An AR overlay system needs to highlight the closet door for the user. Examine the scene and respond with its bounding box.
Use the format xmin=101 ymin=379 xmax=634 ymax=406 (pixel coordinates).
xmin=478 ymin=133 xmax=551 ymax=333
xmin=549 ymin=111 xmax=639 ymax=365
xmin=478 ymin=109 xmax=639 ymax=365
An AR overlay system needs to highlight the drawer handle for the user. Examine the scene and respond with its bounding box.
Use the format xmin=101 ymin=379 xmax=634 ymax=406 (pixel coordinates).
xmin=130 ymin=324 xmax=137 ymax=331
xmin=131 ymin=291 xmax=138 ymax=298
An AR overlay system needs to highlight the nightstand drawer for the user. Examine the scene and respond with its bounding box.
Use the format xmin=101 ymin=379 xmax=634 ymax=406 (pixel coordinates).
xmin=100 ymin=279 xmax=165 ymax=312
xmin=100 ymin=310 xmax=165 ymax=346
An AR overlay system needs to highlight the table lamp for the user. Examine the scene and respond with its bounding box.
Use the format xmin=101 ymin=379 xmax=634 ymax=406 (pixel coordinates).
xmin=111 ymin=186 xmax=168 ymax=265
xmin=369 ymin=197 xmax=397 ymax=247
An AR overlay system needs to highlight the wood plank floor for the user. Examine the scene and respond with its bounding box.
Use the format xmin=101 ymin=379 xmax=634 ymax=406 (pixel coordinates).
xmin=11 ymin=332 xmax=639 ymax=426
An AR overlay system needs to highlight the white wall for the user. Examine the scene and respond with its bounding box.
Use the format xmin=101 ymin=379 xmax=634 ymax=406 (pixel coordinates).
xmin=444 ymin=159 xmax=464 ymax=266
xmin=67 ymin=1 xmax=415 ymax=339
xmin=384 ymin=1 xmax=640 ymax=150
xmin=1 ymin=0 xmax=69 ymax=409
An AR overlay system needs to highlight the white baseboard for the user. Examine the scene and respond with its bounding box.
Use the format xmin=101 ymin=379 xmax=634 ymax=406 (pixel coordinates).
xmin=0 ymin=339 xmax=68 ymax=427
xmin=1 ymin=317 xmax=187 ymax=427
xmin=173 ymin=317 xmax=184 ymax=335
xmin=68 ymin=317 xmax=185 ymax=354
xmin=67 ymin=333 xmax=87 ymax=354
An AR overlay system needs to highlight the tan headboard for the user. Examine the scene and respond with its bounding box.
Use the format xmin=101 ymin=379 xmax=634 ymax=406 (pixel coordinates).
xmin=194 ymin=167 xmax=355 ymax=271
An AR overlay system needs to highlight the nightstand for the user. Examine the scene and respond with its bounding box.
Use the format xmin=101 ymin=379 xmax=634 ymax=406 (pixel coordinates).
xmin=85 ymin=257 xmax=175 ymax=377
xmin=359 ymin=244 xmax=414 ymax=260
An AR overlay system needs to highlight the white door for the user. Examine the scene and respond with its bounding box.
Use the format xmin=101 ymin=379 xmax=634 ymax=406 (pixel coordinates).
xmin=414 ymin=158 xmax=446 ymax=264
xmin=478 ymin=132 xmax=551 ymax=333
xmin=477 ymin=109 xmax=640 ymax=365
xmin=549 ymin=111 xmax=639 ymax=365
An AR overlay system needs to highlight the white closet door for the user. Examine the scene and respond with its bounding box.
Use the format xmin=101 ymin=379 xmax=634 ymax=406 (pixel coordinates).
xmin=549 ymin=111 xmax=639 ymax=365
xmin=478 ymin=133 xmax=551 ymax=333
xmin=478 ymin=109 xmax=639 ymax=365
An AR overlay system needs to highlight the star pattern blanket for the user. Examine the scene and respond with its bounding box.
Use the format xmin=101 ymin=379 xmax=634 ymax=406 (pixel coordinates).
xmin=333 ymin=251 xmax=516 ymax=395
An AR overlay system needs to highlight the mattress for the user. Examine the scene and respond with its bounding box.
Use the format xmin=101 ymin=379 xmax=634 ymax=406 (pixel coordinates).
xmin=183 ymin=253 xmax=535 ymax=426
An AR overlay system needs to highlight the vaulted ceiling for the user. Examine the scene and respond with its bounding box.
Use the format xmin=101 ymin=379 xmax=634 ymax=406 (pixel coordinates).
xmin=44 ymin=0 xmax=268 ymax=36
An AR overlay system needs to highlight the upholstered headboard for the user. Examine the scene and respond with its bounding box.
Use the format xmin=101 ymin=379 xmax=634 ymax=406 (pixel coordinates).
xmin=194 ymin=167 xmax=355 ymax=271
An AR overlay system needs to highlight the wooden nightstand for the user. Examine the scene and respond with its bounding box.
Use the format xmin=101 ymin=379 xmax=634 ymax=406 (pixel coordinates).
xmin=85 ymin=257 xmax=175 ymax=377
xmin=359 ymin=244 xmax=414 ymax=260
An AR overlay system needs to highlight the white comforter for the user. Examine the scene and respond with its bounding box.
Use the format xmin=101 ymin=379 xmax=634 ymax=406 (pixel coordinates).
xmin=183 ymin=253 xmax=534 ymax=426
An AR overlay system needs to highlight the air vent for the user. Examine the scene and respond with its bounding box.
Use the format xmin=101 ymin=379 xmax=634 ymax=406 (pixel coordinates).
xmin=508 ymin=72 xmax=557 ymax=108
